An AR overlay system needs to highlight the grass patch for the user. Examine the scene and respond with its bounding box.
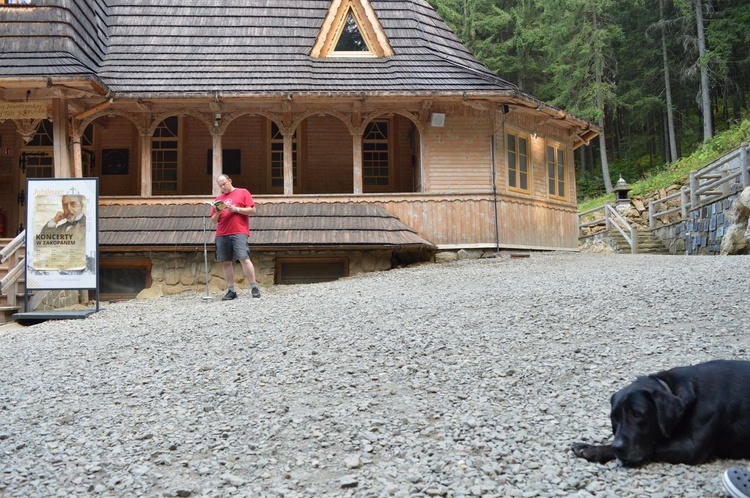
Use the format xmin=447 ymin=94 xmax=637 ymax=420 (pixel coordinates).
xmin=578 ymin=119 xmax=750 ymax=213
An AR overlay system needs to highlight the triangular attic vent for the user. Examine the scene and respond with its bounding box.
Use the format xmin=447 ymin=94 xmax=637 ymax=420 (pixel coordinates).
xmin=311 ymin=0 xmax=393 ymax=58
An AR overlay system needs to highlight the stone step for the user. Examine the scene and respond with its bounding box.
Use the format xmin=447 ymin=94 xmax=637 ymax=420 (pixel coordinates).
xmin=0 ymin=305 xmax=22 ymax=325
xmin=608 ymin=229 xmax=670 ymax=255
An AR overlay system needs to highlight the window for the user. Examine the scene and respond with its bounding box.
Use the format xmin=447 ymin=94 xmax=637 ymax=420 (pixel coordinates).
xmin=82 ymin=124 xmax=94 ymax=147
xmin=99 ymin=257 xmax=152 ymax=300
xmin=21 ymin=152 xmax=52 ymax=178
xmin=334 ymin=12 xmax=369 ymax=52
xmin=152 ymin=116 xmax=179 ymax=194
xmin=310 ymin=1 xmax=393 ymax=58
xmin=26 ymin=120 xmax=53 ymax=147
xmin=507 ymin=132 xmax=530 ymax=193
xmin=269 ymin=122 xmax=298 ymax=191
xmin=22 ymin=120 xmax=53 ymax=178
xmin=363 ymin=119 xmax=390 ymax=189
xmin=275 ymin=258 xmax=348 ymax=284
xmin=547 ymin=143 xmax=567 ymax=200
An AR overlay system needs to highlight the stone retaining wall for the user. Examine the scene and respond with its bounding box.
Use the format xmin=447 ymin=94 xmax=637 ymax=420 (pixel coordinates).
xmin=652 ymin=185 xmax=746 ymax=255
xmin=135 ymin=248 xmax=396 ymax=298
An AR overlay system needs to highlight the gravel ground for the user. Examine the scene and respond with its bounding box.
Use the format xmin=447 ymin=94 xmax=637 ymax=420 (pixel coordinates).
xmin=1 ymin=253 xmax=749 ymax=498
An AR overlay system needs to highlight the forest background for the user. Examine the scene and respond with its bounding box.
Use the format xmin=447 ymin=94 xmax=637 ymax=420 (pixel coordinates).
xmin=426 ymin=0 xmax=750 ymax=205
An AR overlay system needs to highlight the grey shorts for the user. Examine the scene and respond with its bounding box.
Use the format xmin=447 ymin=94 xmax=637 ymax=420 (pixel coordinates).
xmin=215 ymin=234 xmax=250 ymax=262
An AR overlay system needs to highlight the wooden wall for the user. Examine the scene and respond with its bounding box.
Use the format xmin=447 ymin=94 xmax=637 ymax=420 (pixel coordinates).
xmin=0 ymin=120 xmax=19 ymax=237
xmin=393 ymin=116 xmax=417 ymax=192
xmin=97 ymin=116 xmax=140 ymax=196
xmin=254 ymin=194 xmax=580 ymax=250
xmin=182 ymin=114 xmax=264 ymax=195
xmin=423 ymin=106 xmax=493 ymax=192
xmin=306 ymin=115 xmax=353 ymax=194
xmin=420 ymin=104 xmax=577 ymax=207
xmin=368 ymin=195 xmax=579 ymax=250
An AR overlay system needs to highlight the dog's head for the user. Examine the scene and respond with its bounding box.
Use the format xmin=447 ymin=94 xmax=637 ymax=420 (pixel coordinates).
xmin=608 ymin=375 xmax=689 ymax=466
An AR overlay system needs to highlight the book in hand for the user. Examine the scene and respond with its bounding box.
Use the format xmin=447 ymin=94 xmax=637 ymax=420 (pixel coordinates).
xmin=205 ymin=199 xmax=226 ymax=211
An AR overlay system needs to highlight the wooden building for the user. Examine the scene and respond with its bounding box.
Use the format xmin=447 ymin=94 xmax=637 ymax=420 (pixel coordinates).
xmin=0 ymin=0 xmax=599 ymax=296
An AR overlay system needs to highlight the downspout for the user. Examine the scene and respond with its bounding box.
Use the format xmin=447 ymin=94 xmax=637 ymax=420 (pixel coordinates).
xmin=490 ymin=129 xmax=501 ymax=254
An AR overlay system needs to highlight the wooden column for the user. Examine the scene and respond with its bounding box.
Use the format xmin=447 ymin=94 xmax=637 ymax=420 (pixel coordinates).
xmin=52 ymin=98 xmax=71 ymax=178
xmin=352 ymin=133 xmax=363 ymax=194
xmin=70 ymin=119 xmax=83 ymax=178
xmin=212 ymin=132 xmax=223 ymax=196
xmin=140 ymin=133 xmax=152 ymax=196
xmin=283 ymin=132 xmax=294 ymax=195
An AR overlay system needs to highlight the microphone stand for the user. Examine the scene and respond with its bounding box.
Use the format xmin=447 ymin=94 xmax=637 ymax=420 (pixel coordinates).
xmin=201 ymin=208 xmax=213 ymax=301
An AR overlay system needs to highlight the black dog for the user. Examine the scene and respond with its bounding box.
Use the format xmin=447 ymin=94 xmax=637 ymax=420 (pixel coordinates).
xmin=572 ymin=359 xmax=750 ymax=466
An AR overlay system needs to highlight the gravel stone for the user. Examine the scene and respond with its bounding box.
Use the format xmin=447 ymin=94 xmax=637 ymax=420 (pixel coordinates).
xmin=1 ymin=253 xmax=749 ymax=497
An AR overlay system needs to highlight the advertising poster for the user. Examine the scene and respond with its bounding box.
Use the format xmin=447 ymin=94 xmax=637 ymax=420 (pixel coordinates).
xmin=26 ymin=178 xmax=98 ymax=290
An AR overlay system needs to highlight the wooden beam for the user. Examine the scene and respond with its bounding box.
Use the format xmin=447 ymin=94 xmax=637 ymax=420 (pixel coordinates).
xmin=74 ymin=99 xmax=114 ymax=121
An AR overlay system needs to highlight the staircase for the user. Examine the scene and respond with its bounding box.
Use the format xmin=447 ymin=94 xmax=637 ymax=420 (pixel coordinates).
xmin=609 ymin=228 xmax=671 ymax=255
xmin=0 ymin=235 xmax=26 ymax=324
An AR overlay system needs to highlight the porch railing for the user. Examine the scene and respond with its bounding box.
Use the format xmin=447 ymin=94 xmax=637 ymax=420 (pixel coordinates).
xmin=0 ymin=230 xmax=26 ymax=309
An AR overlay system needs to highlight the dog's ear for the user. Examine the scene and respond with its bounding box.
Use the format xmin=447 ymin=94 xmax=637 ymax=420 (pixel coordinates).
xmin=609 ymin=392 xmax=621 ymax=435
xmin=651 ymin=387 xmax=686 ymax=438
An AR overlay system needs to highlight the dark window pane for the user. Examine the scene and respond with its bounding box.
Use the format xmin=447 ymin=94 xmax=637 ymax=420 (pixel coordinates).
xmin=335 ymin=13 xmax=368 ymax=51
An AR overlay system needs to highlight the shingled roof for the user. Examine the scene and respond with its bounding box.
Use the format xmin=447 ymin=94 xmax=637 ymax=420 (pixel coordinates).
xmin=0 ymin=0 xmax=107 ymax=76
xmin=99 ymin=203 xmax=435 ymax=252
xmin=0 ymin=0 xmax=519 ymax=97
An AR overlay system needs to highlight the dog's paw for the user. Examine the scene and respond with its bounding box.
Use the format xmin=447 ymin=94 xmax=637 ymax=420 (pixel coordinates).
xmin=571 ymin=442 xmax=592 ymax=458
xmin=571 ymin=442 xmax=616 ymax=463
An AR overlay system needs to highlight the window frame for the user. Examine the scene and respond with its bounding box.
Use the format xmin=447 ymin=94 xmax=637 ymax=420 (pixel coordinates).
xmin=331 ymin=10 xmax=375 ymax=56
xmin=546 ymin=141 xmax=568 ymax=201
xmin=151 ymin=116 xmax=181 ymax=195
xmin=362 ymin=118 xmax=392 ymax=192
xmin=506 ymin=129 xmax=531 ymax=194
xmin=310 ymin=1 xmax=392 ymax=59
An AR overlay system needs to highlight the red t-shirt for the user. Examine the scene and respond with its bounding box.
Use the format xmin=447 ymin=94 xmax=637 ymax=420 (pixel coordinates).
xmin=212 ymin=187 xmax=255 ymax=236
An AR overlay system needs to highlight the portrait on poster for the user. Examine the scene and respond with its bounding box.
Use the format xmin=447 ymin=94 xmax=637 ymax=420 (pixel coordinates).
xmin=26 ymin=178 xmax=98 ymax=290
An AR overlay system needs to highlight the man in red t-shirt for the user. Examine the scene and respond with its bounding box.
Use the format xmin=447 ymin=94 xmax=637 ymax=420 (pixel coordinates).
xmin=210 ymin=174 xmax=260 ymax=299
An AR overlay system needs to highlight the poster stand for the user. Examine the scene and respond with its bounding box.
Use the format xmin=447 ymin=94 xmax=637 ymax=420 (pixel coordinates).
xmin=12 ymin=178 xmax=100 ymax=322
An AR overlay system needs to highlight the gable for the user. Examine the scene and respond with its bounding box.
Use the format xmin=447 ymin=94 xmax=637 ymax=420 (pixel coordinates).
xmin=310 ymin=0 xmax=393 ymax=58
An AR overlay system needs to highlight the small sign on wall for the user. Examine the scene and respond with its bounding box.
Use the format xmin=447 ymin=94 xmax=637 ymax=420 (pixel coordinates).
xmin=0 ymin=101 xmax=48 ymax=120
xmin=102 ymin=149 xmax=129 ymax=175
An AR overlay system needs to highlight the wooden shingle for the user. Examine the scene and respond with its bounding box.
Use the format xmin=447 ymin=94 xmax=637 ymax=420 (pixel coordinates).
xmin=1 ymin=1 xmax=518 ymax=97
xmin=98 ymin=203 xmax=435 ymax=251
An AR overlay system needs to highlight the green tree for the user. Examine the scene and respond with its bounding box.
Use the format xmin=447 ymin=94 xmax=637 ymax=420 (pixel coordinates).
xmin=539 ymin=0 xmax=622 ymax=192
xmin=427 ymin=0 xmax=750 ymax=199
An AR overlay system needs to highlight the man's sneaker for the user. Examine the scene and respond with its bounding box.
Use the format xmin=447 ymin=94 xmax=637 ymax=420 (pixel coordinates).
xmin=251 ymin=287 xmax=261 ymax=298
xmin=221 ymin=290 xmax=237 ymax=301
xmin=724 ymin=468 xmax=750 ymax=498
